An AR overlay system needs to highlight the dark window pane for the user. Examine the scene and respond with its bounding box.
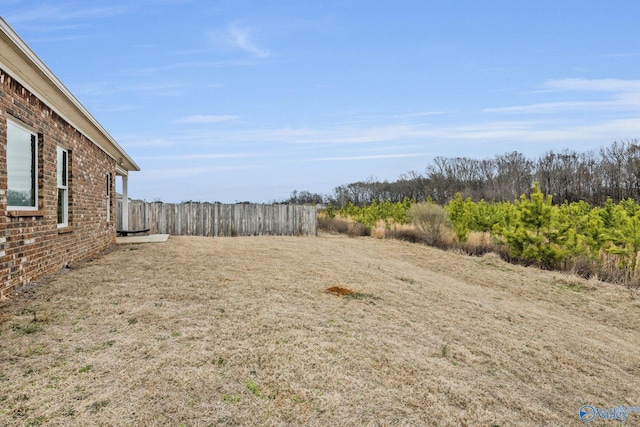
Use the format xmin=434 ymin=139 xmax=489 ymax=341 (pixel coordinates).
xmin=57 ymin=148 xmax=67 ymax=187
xmin=57 ymin=189 xmax=65 ymax=224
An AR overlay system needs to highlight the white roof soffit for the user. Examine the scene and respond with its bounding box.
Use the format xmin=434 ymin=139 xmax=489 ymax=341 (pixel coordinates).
xmin=0 ymin=17 xmax=140 ymax=172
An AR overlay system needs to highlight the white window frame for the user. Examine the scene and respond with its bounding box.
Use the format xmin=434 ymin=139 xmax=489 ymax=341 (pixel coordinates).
xmin=6 ymin=119 xmax=38 ymax=211
xmin=57 ymin=147 xmax=69 ymax=227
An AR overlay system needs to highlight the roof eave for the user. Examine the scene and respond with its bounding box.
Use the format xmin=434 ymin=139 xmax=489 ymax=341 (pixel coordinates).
xmin=0 ymin=17 xmax=140 ymax=172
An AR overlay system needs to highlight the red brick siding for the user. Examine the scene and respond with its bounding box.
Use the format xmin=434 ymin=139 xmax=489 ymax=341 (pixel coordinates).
xmin=0 ymin=68 xmax=117 ymax=298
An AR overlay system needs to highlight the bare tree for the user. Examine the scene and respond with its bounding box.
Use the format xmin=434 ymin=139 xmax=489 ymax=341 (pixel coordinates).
xmin=306 ymin=140 xmax=640 ymax=208
xmin=494 ymin=152 xmax=533 ymax=201
xmin=600 ymin=141 xmax=627 ymax=203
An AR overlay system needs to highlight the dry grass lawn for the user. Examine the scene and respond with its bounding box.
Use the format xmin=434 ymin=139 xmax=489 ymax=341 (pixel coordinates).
xmin=1 ymin=234 xmax=640 ymax=426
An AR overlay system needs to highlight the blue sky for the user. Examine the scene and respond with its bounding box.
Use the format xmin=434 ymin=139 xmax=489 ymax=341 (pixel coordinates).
xmin=3 ymin=1 xmax=640 ymax=202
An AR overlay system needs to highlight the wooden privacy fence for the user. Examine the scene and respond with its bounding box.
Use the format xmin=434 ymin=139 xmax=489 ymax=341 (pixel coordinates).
xmin=116 ymin=201 xmax=317 ymax=237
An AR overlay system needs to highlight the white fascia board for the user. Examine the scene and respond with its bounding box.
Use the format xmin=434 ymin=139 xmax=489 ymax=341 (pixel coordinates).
xmin=116 ymin=164 xmax=129 ymax=176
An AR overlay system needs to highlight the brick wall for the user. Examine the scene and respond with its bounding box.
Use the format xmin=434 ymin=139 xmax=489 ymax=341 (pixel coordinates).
xmin=0 ymin=68 xmax=117 ymax=298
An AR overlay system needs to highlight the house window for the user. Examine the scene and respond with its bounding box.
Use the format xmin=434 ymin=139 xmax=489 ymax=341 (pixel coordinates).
xmin=6 ymin=120 xmax=38 ymax=210
xmin=57 ymin=147 xmax=69 ymax=226
xmin=106 ymin=173 xmax=111 ymax=222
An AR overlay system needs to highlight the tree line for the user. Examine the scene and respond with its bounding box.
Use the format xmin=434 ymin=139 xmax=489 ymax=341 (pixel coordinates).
xmin=285 ymin=139 xmax=640 ymax=207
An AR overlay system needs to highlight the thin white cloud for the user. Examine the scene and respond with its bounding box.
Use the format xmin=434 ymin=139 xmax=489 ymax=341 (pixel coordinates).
xmin=134 ymin=119 xmax=614 ymax=148
xmin=117 ymin=136 xmax=176 ymax=148
xmin=312 ymin=153 xmax=428 ymax=162
xmin=485 ymin=78 xmax=640 ymax=114
xmin=27 ymin=34 xmax=89 ymax=43
xmin=392 ymin=111 xmax=448 ymax=119
xmin=175 ymin=114 xmax=239 ymax=124
xmin=483 ymin=100 xmax=619 ymax=114
xmin=73 ymin=81 xmax=189 ymax=98
xmin=137 ymin=165 xmax=261 ymax=181
xmin=124 ymin=59 xmax=262 ymax=76
xmin=227 ymin=24 xmax=270 ymax=58
xmin=94 ymin=104 xmax=139 ymax=113
xmin=6 ymin=4 xmax=128 ymax=24
xmin=140 ymin=152 xmax=266 ymax=161
xmin=209 ymin=23 xmax=270 ymax=58
xmin=248 ymin=122 xmax=517 ymax=145
xmin=435 ymin=118 xmax=640 ymax=143
xmin=602 ymin=53 xmax=639 ymax=58
xmin=120 ymin=110 xmax=640 ymax=171
xmin=543 ymin=78 xmax=640 ymax=92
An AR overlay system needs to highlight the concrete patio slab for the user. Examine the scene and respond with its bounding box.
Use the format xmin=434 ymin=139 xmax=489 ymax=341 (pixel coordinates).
xmin=116 ymin=234 xmax=170 ymax=244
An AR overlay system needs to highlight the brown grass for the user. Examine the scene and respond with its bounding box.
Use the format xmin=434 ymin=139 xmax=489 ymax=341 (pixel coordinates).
xmin=1 ymin=235 xmax=640 ymax=426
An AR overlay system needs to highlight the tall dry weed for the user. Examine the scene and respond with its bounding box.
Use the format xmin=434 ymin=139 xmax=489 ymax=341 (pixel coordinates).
xmin=317 ymin=216 xmax=369 ymax=237
xmin=407 ymin=203 xmax=452 ymax=247
xmin=596 ymin=253 xmax=630 ymax=285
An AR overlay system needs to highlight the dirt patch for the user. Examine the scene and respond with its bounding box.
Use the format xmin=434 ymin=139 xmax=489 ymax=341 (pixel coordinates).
xmin=326 ymin=286 xmax=355 ymax=296
xmin=326 ymin=286 xmax=381 ymax=303
xmin=1 ymin=234 xmax=639 ymax=426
